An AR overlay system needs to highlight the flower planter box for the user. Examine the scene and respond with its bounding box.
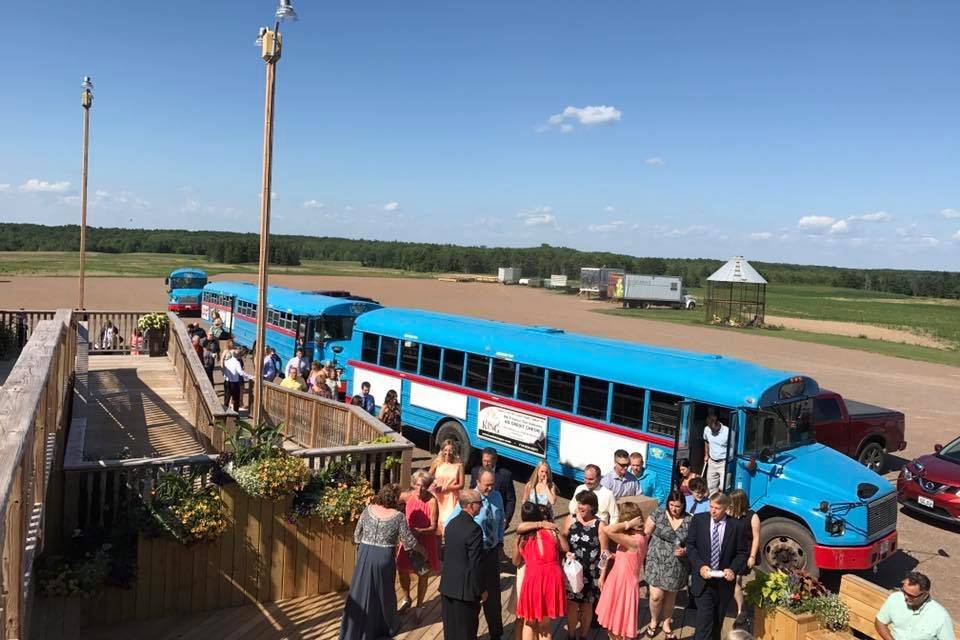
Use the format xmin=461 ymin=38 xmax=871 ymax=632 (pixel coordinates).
xmin=754 ymin=606 xmax=821 ymax=640
xmin=145 ymin=329 xmax=165 ymax=357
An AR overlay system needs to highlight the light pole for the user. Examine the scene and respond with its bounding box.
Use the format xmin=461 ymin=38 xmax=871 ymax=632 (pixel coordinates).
xmin=253 ymin=0 xmax=297 ymax=427
xmin=78 ymin=76 xmax=93 ymax=310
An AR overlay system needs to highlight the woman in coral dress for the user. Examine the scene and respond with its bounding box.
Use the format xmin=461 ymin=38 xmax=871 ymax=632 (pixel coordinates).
xmin=427 ymin=439 xmax=463 ymax=535
xmin=514 ymin=502 xmax=569 ymax=640
xmin=397 ymin=470 xmax=440 ymax=619
xmin=595 ymin=502 xmax=649 ymax=640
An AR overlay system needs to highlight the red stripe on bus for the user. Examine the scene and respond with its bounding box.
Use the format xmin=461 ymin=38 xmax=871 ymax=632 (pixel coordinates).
xmin=349 ymin=359 xmax=676 ymax=449
xmin=233 ymin=314 xmax=297 ymax=338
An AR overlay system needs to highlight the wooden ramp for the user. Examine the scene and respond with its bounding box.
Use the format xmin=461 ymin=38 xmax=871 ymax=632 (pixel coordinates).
xmin=76 ymin=355 xmax=207 ymax=460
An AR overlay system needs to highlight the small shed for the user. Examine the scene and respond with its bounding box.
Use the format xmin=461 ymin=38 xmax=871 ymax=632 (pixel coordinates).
xmin=705 ymin=256 xmax=768 ymax=325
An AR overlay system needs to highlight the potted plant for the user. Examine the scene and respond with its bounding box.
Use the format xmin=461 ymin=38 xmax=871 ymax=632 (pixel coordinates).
xmin=137 ymin=313 xmax=169 ymax=357
xmin=288 ymin=457 xmax=372 ymax=525
xmin=146 ymin=470 xmax=229 ymax=545
xmin=217 ymin=421 xmax=308 ymax=501
xmin=746 ymin=569 xmax=850 ymax=640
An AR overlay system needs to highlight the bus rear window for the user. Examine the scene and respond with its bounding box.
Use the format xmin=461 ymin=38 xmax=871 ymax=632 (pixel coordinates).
xmin=517 ymin=364 xmax=545 ymax=404
xmin=465 ymin=354 xmax=490 ymax=391
xmin=648 ymin=391 xmax=682 ymax=438
xmin=361 ymin=333 xmax=379 ymax=363
xmin=379 ymin=337 xmax=399 ymax=368
xmin=442 ymin=349 xmax=465 ymax=385
xmin=577 ymin=376 xmax=609 ymax=420
xmin=611 ymin=383 xmax=645 ymax=429
xmin=490 ymin=359 xmax=516 ymax=397
xmin=546 ymin=370 xmax=575 ymax=412
xmin=420 ymin=345 xmax=441 ymax=378
xmin=400 ymin=341 xmax=419 ymax=373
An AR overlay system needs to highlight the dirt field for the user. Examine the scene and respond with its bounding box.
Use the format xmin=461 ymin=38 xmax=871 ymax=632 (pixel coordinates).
xmin=766 ymin=314 xmax=950 ymax=349
xmin=2 ymin=274 xmax=958 ymax=612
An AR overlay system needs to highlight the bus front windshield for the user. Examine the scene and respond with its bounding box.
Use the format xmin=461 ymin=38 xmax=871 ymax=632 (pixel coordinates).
xmin=744 ymin=398 xmax=814 ymax=456
xmin=170 ymin=277 xmax=206 ymax=290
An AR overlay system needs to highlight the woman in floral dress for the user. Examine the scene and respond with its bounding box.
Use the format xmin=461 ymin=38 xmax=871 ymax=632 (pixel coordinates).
xmin=563 ymin=490 xmax=608 ymax=640
xmin=642 ymin=489 xmax=692 ymax=640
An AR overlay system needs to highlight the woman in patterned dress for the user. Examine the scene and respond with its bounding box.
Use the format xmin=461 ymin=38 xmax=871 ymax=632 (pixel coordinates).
xmin=563 ymin=490 xmax=608 ymax=640
xmin=642 ymin=490 xmax=692 ymax=640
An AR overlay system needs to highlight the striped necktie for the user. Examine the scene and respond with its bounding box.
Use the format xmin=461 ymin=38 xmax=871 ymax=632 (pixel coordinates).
xmin=710 ymin=521 xmax=721 ymax=570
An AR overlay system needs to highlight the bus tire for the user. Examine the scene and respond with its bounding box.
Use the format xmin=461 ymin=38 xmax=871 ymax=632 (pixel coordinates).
xmin=435 ymin=420 xmax=472 ymax=466
xmin=759 ymin=517 xmax=818 ymax=578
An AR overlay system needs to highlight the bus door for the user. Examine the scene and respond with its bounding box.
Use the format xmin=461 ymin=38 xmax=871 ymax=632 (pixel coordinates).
xmin=681 ymin=403 xmax=735 ymax=491
xmin=297 ymin=315 xmax=314 ymax=363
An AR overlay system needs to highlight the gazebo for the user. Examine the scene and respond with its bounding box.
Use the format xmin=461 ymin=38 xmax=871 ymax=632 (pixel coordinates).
xmin=705 ymin=256 xmax=768 ymax=326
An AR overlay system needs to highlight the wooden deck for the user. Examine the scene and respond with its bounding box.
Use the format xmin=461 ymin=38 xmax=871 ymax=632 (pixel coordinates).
xmin=77 ymin=355 xmax=207 ymax=460
xmin=34 ymin=561 xmax=723 ymax=640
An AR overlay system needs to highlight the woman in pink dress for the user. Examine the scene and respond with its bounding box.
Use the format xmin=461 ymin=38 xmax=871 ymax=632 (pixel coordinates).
xmin=427 ymin=439 xmax=463 ymax=535
xmin=397 ymin=470 xmax=440 ymax=619
xmin=595 ymin=502 xmax=649 ymax=640
xmin=514 ymin=502 xmax=569 ymax=640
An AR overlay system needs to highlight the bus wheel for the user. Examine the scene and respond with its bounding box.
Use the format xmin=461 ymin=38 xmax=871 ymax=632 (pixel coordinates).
xmin=759 ymin=518 xmax=818 ymax=578
xmin=435 ymin=420 xmax=472 ymax=466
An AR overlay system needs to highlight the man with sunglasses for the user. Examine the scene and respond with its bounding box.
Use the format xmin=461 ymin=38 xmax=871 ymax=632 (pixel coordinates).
xmin=875 ymin=572 xmax=955 ymax=640
xmin=600 ymin=449 xmax=638 ymax=499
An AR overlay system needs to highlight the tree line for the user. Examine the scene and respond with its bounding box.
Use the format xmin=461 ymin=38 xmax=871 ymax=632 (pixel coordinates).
xmin=1 ymin=223 xmax=958 ymax=298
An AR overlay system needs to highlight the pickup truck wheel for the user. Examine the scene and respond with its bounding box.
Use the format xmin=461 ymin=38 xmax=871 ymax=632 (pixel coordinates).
xmin=759 ymin=518 xmax=818 ymax=578
xmin=687 ymin=302 xmax=696 ymax=310
xmin=434 ymin=420 xmax=472 ymax=467
xmin=857 ymin=442 xmax=886 ymax=474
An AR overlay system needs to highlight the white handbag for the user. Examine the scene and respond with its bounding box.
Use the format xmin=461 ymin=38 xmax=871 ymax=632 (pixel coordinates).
xmin=563 ymin=557 xmax=584 ymax=594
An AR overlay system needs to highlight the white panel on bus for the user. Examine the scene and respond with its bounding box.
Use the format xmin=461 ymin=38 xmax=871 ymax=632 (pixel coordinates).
xmin=409 ymin=382 xmax=467 ymax=420
xmin=558 ymin=421 xmax=647 ymax=471
xmin=352 ymin=368 xmax=402 ymax=406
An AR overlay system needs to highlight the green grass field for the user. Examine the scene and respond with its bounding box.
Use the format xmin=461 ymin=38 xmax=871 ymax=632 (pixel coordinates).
xmin=0 ymin=252 xmax=431 ymax=279
xmin=597 ymin=283 xmax=960 ymax=367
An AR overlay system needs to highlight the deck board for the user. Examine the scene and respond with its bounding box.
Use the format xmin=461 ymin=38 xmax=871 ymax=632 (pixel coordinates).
xmin=77 ymin=355 xmax=206 ymax=460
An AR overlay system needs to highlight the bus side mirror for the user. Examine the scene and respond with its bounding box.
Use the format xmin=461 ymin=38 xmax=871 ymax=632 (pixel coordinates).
xmin=332 ymin=346 xmax=343 ymax=354
xmin=164 ymin=277 xmax=169 ymax=286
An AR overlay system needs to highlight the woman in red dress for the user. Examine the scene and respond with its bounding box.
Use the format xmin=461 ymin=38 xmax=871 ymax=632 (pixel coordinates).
xmin=396 ymin=470 xmax=440 ymax=620
xmin=514 ymin=502 xmax=569 ymax=640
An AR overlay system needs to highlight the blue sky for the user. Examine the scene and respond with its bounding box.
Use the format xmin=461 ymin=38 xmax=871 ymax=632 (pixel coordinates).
xmin=1 ymin=1 xmax=958 ymax=270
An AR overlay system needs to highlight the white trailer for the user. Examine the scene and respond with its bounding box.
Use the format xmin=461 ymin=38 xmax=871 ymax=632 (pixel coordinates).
xmin=609 ymin=274 xmax=697 ymax=309
xmin=497 ymin=267 xmax=521 ymax=284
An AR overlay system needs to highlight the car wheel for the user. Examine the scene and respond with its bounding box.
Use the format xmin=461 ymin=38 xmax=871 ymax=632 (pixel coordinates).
xmin=435 ymin=420 xmax=472 ymax=466
xmin=759 ymin=517 xmax=818 ymax=578
xmin=857 ymin=442 xmax=886 ymax=474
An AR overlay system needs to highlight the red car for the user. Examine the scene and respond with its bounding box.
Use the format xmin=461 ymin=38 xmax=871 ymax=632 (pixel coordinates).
xmin=897 ymin=435 xmax=960 ymax=525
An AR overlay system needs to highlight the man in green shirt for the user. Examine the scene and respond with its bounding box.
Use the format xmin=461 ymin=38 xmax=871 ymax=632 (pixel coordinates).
xmin=875 ymin=572 xmax=955 ymax=640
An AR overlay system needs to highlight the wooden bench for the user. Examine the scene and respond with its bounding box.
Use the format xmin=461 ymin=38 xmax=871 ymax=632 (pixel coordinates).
xmin=806 ymin=574 xmax=960 ymax=640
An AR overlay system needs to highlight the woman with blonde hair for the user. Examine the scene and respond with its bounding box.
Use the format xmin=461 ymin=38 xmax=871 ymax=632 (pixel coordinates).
xmin=595 ymin=502 xmax=649 ymax=640
xmin=522 ymin=461 xmax=557 ymax=519
xmin=728 ymin=488 xmax=760 ymax=625
xmin=427 ymin=439 xmax=463 ymax=534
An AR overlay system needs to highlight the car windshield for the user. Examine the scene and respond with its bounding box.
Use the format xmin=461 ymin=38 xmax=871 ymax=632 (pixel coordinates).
xmin=937 ymin=437 xmax=960 ymax=464
xmin=170 ymin=277 xmax=207 ymax=290
xmin=743 ymin=398 xmax=814 ymax=456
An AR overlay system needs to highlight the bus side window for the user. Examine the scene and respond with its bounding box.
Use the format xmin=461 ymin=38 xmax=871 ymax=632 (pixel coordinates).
xmin=517 ymin=364 xmax=545 ymax=404
xmin=490 ymin=359 xmax=516 ymax=397
xmin=420 ymin=345 xmax=441 ymax=378
xmin=442 ymin=349 xmax=465 ymax=385
xmin=648 ymin=392 xmax=682 ymax=438
xmin=577 ymin=376 xmax=609 ymax=420
xmin=546 ymin=370 xmax=575 ymax=412
xmin=465 ymin=354 xmax=490 ymax=391
xmin=611 ymin=383 xmax=645 ymax=429
xmin=379 ymin=337 xmax=399 ymax=368
xmin=361 ymin=333 xmax=379 ymax=363
xmin=400 ymin=341 xmax=419 ymax=373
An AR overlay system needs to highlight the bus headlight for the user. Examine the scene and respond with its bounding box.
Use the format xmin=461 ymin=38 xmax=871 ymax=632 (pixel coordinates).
xmin=825 ymin=514 xmax=844 ymax=536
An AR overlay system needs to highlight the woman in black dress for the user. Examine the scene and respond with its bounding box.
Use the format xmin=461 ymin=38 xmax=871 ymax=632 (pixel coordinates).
xmin=729 ymin=488 xmax=761 ymax=626
xmin=563 ymin=490 xmax=608 ymax=640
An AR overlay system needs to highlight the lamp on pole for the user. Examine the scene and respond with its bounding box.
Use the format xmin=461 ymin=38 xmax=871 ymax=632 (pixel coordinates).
xmin=253 ymin=0 xmax=297 ymax=427
xmin=78 ymin=76 xmax=93 ymax=310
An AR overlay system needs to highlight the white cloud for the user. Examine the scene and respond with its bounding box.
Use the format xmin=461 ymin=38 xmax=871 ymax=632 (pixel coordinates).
xmin=539 ymin=105 xmax=622 ymax=133
xmin=645 ymin=157 xmax=665 ymax=166
xmin=798 ymin=215 xmax=835 ymax=230
xmin=604 ymin=205 xmax=615 ymax=213
xmin=941 ymin=208 xmax=960 ymax=219
xmin=749 ymin=232 xmax=773 ymax=241
xmin=180 ymin=199 xmax=200 ymax=213
xmin=20 ymin=178 xmax=70 ymax=192
xmin=588 ymin=220 xmax=626 ymax=233
xmin=57 ymin=195 xmax=81 ymax=206
xmin=850 ymin=211 xmax=892 ymax=223
xmin=653 ymin=224 xmax=709 ymax=238
xmin=0 ymin=183 xmax=11 ymax=192
xmin=517 ymin=206 xmax=557 ymax=227
xmin=921 ymin=236 xmax=941 ymax=247
xmin=302 ymin=199 xmax=324 ymax=209
xmin=383 ymin=202 xmax=400 ymax=212
xmin=829 ymin=220 xmax=849 ymax=234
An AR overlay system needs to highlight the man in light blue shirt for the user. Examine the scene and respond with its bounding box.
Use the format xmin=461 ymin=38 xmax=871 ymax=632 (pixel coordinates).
xmin=601 ymin=449 xmax=638 ymax=499
xmin=875 ymin=572 xmax=955 ymax=640
xmin=629 ymin=452 xmax=665 ymax=504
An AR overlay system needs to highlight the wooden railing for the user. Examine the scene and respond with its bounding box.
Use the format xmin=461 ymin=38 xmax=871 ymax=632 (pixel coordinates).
xmin=79 ymin=310 xmax=155 ymax=355
xmin=165 ymin=312 xmax=238 ymax=452
xmin=0 ymin=310 xmax=56 ymax=348
xmin=0 ymin=309 xmax=74 ymax=640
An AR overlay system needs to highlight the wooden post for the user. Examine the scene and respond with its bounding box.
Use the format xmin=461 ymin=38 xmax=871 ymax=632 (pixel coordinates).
xmin=78 ymin=88 xmax=91 ymax=311
xmin=308 ymin=403 xmax=318 ymax=448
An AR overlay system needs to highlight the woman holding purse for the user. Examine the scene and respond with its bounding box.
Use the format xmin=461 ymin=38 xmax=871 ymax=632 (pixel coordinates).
xmin=562 ymin=490 xmax=608 ymax=640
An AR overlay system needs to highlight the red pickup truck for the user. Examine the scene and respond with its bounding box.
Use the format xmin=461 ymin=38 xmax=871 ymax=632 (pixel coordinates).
xmin=813 ymin=391 xmax=907 ymax=473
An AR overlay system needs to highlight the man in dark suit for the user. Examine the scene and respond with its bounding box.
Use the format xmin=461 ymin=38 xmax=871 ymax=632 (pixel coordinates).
xmin=469 ymin=447 xmax=516 ymax=526
xmin=685 ymin=492 xmax=749 ymax=640
xmin=440 ymin=489 xmax=486 ymax=640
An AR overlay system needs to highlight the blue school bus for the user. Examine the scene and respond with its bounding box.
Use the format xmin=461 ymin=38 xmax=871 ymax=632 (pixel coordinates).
xmin=165 ymin=268 xmax=208 ymax=315
xmin=343 ymin=308 xmax=898 ymax=575
xmin=200 ymin=281 xmax=381 ymax=364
